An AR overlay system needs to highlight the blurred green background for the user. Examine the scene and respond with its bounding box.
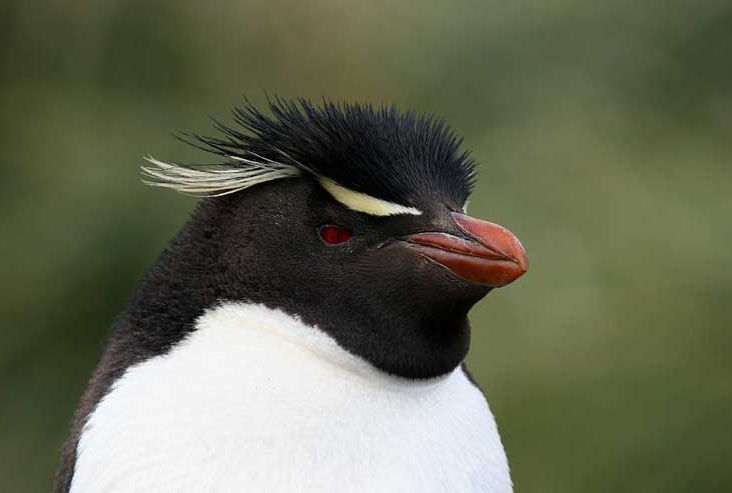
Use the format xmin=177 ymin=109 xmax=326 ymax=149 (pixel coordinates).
xmin=1 ymin=1 xmax=731 ymax=491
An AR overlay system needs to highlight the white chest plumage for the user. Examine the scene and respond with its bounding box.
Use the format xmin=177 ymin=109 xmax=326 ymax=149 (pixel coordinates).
xmin=70 ymin=303 xmax=512 ymax=493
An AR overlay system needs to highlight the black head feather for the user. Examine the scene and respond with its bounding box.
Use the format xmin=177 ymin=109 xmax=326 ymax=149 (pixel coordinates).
xmin=169 ymin=97 xmax=476 ymax=208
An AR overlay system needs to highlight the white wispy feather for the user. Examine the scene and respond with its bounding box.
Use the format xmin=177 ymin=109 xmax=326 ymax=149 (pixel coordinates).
xmin=141 ymin=155 xmax=301 ymax=197
xmin=141 ymin=153 xmax=421 ymax=217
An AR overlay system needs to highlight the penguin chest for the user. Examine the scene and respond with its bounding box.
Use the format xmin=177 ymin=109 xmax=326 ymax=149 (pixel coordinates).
xmin=71 ymin=303 xmax=512 ymax=493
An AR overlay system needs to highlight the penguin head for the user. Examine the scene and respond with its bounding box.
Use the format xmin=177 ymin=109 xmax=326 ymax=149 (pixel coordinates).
xmin=144 ymin=99 xmax=527 ymax=379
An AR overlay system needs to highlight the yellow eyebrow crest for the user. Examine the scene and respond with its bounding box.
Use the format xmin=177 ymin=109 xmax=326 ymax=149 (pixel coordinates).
xmin=319 ymin=177 xmax=422 ymax=216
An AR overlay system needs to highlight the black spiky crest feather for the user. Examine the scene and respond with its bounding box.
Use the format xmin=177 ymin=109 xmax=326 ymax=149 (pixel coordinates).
xmin=143 ymin=97 xmax=476 ymax=207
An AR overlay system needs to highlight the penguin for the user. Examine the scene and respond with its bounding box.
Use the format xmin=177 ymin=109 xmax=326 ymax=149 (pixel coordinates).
xmin=54 ymin=98 xmax=528 ymax=493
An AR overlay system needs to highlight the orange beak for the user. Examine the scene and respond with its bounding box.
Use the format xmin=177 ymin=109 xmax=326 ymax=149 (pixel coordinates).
xmin=407 ymin=212 xmax=528 ymax=287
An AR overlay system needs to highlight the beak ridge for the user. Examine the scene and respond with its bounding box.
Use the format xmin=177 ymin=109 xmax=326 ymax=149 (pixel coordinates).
xmin=406 ymin=212 xmax=528 ymax=287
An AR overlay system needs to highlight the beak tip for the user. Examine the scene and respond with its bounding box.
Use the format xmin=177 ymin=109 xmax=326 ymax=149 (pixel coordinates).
xmin=515 ymin=243 xmax=529 ymax=273
xmin=452 ymin=211 xmax=528 ymax=287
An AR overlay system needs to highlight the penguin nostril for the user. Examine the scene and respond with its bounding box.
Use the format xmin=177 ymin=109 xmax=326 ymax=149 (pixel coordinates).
xmin=319 ymin=225 xmax=353 ymax=245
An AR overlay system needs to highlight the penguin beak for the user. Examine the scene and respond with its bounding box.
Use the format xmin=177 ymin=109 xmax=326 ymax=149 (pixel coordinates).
xmin=406 ymin=212 xmax=528 ymax=287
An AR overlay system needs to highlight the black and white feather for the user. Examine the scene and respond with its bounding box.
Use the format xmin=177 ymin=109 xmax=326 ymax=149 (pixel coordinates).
xmin=142 ymin=97 xmax=476 ymax=206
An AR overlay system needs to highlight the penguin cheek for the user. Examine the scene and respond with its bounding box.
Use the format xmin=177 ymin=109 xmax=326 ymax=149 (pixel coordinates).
xmin=365 ymin=243 xmax=487 ymax=301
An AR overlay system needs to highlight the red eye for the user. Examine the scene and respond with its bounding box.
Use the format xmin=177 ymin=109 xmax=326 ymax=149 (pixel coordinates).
xmin=320 ymin=225 xmax=353 ymax=245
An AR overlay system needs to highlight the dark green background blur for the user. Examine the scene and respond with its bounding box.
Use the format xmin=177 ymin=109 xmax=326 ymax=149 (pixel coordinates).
xmin=1 ymin=1 xmax=731 ymax=491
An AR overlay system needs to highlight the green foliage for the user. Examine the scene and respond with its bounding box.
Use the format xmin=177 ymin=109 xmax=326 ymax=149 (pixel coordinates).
xmin=1 ymin=1 xmax=731 ymax=491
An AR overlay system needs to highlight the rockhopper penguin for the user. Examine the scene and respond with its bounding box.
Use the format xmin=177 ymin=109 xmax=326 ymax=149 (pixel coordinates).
xmin=55 ymin=98 xmax=528 ymax=493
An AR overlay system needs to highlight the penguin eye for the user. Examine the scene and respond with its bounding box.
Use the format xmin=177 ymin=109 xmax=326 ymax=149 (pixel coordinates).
xmin=319 ymin=225 xmax=353 ymax=245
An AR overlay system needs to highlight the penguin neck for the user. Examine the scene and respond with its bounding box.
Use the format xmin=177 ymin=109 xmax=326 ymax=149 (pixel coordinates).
xmin=190 ymin=302 xmax=455 ymax=388
xmin=117 ymin=209 xmax=227 ymax=362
